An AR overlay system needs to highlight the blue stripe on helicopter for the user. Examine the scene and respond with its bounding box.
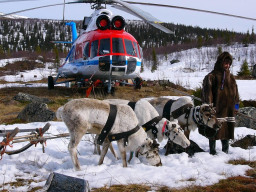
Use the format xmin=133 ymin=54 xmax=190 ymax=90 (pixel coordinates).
xmin=71 ymin=60 xmax=141 ymax=66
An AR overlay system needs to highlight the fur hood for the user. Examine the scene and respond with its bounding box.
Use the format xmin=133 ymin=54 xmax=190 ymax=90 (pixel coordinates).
xmin=214 ymin=52 xmax=233 ymax=72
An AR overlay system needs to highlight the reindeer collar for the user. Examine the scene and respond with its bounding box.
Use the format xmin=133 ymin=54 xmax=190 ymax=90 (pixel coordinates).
xmin=142 ymin=116 xmax=162 ymax=139
xmin=192 ymin=106 xmax=204 ymax=126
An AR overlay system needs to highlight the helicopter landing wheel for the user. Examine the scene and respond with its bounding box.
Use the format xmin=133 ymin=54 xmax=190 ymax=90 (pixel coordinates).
xmin=48 ymin=76 xmax=54 ymax=90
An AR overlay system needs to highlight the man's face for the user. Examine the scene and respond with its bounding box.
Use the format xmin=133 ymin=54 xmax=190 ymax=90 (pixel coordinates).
xmin=223 ymin=59 xmax=231 ymax=71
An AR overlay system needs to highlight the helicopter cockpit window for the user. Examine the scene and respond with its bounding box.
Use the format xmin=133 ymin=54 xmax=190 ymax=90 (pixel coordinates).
xmin=83 ymin=42 xmax=90 ymax=59
xmin=124 ymin=39 xmax=136 ymax=56
xmin=112 ymin=38 xmax=124 ymax=53
xmin=133 ymin=42 xmax=140 ymax=58
xmin=99 ymin=38 xmax=110 ymax=55
xmin=90 ymin=40 xmax=98 ymax=58
xmin=69 ymin=45 xmax=75 ymax=62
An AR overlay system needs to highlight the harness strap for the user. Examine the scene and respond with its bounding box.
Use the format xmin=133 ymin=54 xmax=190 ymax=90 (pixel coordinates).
xmin=108 ymin=125 xmax=140 ymax=146
xmin=142 ymin=116 xmax=162 ymax=138
xmin=163 ymin=99 xmax=175 ymax=119
xmin=97 ymin=104 xmax=117 ymax=145
xmin=127 ymin=101 xmax=136 ymax=110
xmin=171 ymin=103 xmax=193 ymax=119
xmin=161 ymin=120 xmax=168 ymax=136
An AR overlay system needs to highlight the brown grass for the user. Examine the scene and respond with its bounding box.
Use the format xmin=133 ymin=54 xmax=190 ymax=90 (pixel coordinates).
xmin=0 ymin=178 xmax=43 ymax=192
xmin=0 ymin=84 xmax=182 ymax=124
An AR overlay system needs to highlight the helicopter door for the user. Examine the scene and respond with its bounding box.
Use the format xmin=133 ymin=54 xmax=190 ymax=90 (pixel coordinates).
xmin=125 ymin=39 xmax=137 ymax=74
xmin=99 ymin=38 xmax=111 ymax=71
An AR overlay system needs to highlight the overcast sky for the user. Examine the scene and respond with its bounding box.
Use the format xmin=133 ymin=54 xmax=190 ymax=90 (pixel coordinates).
xmin=0 ymin=0 xmax=256 ymax=33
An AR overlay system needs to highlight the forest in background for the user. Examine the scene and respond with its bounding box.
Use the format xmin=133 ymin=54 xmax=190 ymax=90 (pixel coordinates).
xmin=0 ymin=17 xmax=255 ymax=61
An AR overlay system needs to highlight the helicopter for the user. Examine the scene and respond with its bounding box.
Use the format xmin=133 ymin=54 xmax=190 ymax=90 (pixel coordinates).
xmin=47 ymin=0 xmax=174 ymax=94
xmin=1 ymin=0 xmax=256 ymax=95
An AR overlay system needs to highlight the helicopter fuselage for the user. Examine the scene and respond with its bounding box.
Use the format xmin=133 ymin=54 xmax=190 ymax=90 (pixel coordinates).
xmin=58 ymin=28 xmax=142 ymax=81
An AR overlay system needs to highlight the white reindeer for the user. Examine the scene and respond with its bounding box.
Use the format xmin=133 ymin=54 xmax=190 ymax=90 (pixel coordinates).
xmin=148 ymin=97 xmax=222 ymax=139
xmin=56 ymin=98 xmax=161 ymax=171
xmin=105 ymin=99 xmax=190 ymax=147
xmin=103 ymin=99 xmax=190 ymax=161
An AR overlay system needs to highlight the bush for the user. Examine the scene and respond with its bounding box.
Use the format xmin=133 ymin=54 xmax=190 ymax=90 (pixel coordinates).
xmin=192 ymin=87 xmax=202 ymax=106
xmin=237 ymin=60 xmax=251 ymax=77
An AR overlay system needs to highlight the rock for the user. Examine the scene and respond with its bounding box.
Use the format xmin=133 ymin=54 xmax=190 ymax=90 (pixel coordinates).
xmin=13 ymin=92 xmax=51 ymax=103
xmin=164 ymin=139 xmax=204 ymax=156
xmin=231 ymin=135 xmax=256 ymax=149
xmin=235 ymin=107 xmax=256 ymax=130
xmin=17 ymin=102 xmax=55 ymax=122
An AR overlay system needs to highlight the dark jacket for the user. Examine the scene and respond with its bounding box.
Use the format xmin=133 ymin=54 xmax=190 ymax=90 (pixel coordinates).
xmin=201 ymin=52 xmax=239 ymax=140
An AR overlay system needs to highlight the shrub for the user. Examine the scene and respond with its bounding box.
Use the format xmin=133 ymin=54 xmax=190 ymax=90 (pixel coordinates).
xmin=237 ymin=60 xmax=251 ymax=77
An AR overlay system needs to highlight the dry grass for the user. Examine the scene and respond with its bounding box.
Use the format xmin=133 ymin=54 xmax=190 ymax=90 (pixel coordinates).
xmin=0 ymin=178 xmax=43 ymax=192
xmin=0 ymin=84 xmax=182 ymax=124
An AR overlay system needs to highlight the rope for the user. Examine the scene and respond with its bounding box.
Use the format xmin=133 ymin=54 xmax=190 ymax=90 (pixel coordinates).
xmin=30 ymin=128 xmax=46 ymax=147
xmin=0 ymin=133 xmax=14 ymax=160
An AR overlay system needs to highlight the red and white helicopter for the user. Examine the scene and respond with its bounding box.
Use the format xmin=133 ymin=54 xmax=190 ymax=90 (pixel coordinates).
xmin=48 ymin=0 xmax=173 ymax=94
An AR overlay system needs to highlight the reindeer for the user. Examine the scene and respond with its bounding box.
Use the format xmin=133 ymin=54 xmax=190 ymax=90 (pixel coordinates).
xmin=103 ymin=99 xmax=190 ymax=161
xmin=56 ymin=98 xmax=161 ymax=171
xmin=148 ymin=97 xmax=222 ymax=139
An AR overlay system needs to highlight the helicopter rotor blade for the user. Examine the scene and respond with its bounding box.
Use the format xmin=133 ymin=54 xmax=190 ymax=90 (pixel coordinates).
xmin=111 ymin=0 xmax=174 ymax=34
xmin=124 ymin=1 xmax=256 ymax=22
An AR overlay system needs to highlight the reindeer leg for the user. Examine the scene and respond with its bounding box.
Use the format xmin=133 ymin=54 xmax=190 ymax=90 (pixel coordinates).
xmin=128 ymin=151 xmax=133 ymax=163
xmin=98 ymin=139 xmax=110 ymax=165
xmin=109 ymin=142 xmax=119 ymax=160
xmin=97 ymin=144 xmax=101 ymax=155
xmin=93 ymin=135 xmax=99 ymax=155
xmin=117 ymin=140 xmax=127 ymax=167
xmin=68 ymin=128 xmax=86 ymax=171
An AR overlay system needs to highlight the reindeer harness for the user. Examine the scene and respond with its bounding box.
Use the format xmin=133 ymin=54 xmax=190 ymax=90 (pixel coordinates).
xmin=97 ymin=104 xmax=140 ymax=146
xmin=128 ymin=101 xmax=163 ymax=139
xmin=163 ymin=99 xmax=193 ymax=129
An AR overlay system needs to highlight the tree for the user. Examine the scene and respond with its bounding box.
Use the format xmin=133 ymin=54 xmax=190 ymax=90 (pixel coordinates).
xmin=237 ymin=60 xmax=251 ymax=77
xmin=151 ymin=47 xmax=158 ymax=73
xmin=54 ymin=46 xmax=60 ymax=68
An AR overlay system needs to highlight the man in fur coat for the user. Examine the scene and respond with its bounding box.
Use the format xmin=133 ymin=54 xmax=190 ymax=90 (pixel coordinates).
xmin=201 ymin=51 xmax=239 ymax=155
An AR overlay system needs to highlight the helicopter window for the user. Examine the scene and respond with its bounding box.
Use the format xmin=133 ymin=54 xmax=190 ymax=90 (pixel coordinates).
xmin=90 ymin=40 xmax=99 ymax=58
xmin=69 ymin=45 xmax=75 ymax=62
xmin=99 ymin=38 xmax=110 ymax=55
xmin=83 ymin=42 xmax=90 ymax=59
xmin=124 ymin=39 xmax=136 ymax=56
xmin=133 ymin=42 xmax=140 ymax=58
xmin=112 ymin=38 xmax=124 ymax=53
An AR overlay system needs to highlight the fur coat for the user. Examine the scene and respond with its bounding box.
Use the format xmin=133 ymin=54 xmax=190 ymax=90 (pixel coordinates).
xmin=201 ymin=52 xmax=239 ymax=140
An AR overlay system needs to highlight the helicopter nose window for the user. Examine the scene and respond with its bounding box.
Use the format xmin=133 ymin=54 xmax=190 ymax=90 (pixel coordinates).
xmin=99 ymin=38 xmax=110 ymax=55
xmin=112 ymin=38 xmax=124 ymax=53
xmin=83 ymin=42 xmax=90 ymax=59
xmin=133 ymin=42 xmax=140 ymax=58
xmin=90 ymin=40 xmax=99 ymax=58
xmin=124 ymin=39 xmax=136 ymax=56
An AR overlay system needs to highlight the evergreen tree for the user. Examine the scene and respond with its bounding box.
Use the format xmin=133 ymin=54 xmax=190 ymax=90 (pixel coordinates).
xmin=237 ymin=60 xmax=251 ymax=77
xmin=54 ymin=46 xmax=60 ymax=68
xmin=217 ymin=46 xmax=222 ymax=55
xmin=197 ymin=35 xmax=203 ymax=48
xmin=151 ymin=47 xmax=158 ymax=73
xmin=242 ymin=30 xmax=250 ymax=47
xmin=250 ymin=27 xmax=255 ymax=43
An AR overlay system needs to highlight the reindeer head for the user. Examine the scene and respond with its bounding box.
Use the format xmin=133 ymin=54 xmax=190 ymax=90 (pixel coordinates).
xmin=136 ymin=138 xmax=162 ymax=166
xmin=199 ymin=103 xmax=222 ymax=130
xmin=164 ymin=119 xmax=190 ymax=148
